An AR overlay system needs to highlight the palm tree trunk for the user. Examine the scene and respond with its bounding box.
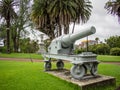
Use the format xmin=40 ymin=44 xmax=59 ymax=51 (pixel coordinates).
xmin=64 ymin=24 xmax=67 ymax=34
xmin=64 ymin=24 xmax=69 ymax=34
xmin=58 ymin=24 xmax=62 ymax=36
xmin=72 ymin=21 xmax=75 ymax=33
xmin=13 ymin=36 xmax=18 ymax=52
xmin=17 ymin=28 xmax=22 ymax=52
xmin=6 ymin=18 xmax=10 ymax=53
xmin=6 ymin=11 xmax=11 ymax=53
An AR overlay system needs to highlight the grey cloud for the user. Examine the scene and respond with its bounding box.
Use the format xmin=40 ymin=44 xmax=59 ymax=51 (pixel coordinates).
xmin=74 ymin=0 xmax=120 ymax=44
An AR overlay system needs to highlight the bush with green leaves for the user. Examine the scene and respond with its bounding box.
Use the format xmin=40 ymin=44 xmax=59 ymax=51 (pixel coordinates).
xmin=87 ymin=44 xmax=110 ymax=55
xmin=75 ymin=43 xmax=110 ymax=55
xmin=0 ymin=46 xmax=6 ymax=53
xmin=105 ymin=35 xmax=120 ymax=48
xmin=74 ymin=48 xmax=85 ymax=54
xmin=20 ymin=38 xmax=39 ymax=53
xmin=95 ymin=44 xmax=110 ymax=55
xmin=88 ymin=45 xmax=97 ymax=53
xmin=110 ymin=47 xmax=120 ymax=56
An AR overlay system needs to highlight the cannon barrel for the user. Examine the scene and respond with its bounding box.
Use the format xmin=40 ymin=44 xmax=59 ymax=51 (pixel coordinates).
xmin=61 ymin=26 xmax=96 ymax=48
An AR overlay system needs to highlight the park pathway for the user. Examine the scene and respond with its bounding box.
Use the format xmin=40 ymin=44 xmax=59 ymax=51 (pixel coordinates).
xmin=0 ymin=57 xmax=42 ymax=62
xmin=0 ymin=57 xmax=120 ymax=65
xmin=102 ymin=62 xmax=120 ymax=65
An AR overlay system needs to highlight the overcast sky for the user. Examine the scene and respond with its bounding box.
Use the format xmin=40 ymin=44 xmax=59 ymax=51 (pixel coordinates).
xmin=73 ymin=0 xmax=120 ymax=44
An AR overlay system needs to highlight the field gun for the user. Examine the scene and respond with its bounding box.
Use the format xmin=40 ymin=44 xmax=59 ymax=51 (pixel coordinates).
xmin=43 ymin=26 xmax=99 ymax=79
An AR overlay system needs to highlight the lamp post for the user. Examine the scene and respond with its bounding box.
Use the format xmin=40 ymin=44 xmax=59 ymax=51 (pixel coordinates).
xmin=86 ymin=36 xmax=89 ymax=52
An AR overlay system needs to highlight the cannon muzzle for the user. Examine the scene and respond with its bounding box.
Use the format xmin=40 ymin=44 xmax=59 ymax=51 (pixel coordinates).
xmin=61 ymin=26 xmax=96 ymax=48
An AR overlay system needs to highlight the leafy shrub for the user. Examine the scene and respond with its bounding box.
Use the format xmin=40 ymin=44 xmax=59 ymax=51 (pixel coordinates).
xmin=74 ymin=48 xmax=86 ymax=54
xmin=74 ymin=49 xmax=82 ymax=54
xmin=0 ymin=47 xmax=6 ymax=53
xmin=88 ymin=45 xmax=97 ymax=53
xmin=20 ymin=38 xmax=39 ymax=53
xmin=110 ymin=47 xmax=120 ymax=56
xmin=88 ymin=44 xmax=110 ymax=55
xmin=95 ymin=44 xmax=110 ymax=55
xmin=105 ymin=35 xmax=120 ymax=48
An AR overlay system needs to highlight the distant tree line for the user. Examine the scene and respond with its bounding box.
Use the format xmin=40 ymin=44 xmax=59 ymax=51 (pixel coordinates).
xmin=0 ymin=0 xmax=35 ymax=53
xmin=75 ymin=36 xmax=120 ymax=56
xmin=0 ymin=37 xmax=39 ymax=53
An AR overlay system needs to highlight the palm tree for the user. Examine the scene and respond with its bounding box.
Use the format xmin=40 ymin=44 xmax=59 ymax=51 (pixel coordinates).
xmin=95 ymin=37 xmax=99 ymax=44
xmin=12 ymin=0 xmax=31 ymax=52
xmin=31 ymin=0 xmax=92 ymax=39
xmin=0 ymin=0 xmax=17 ymax=53
xmin=72 ymin=0 xmax=92 ymax=33
xmin=48 ymin=0 xmax=92 ymax=34
xmin=48 ymin=0 xmax=77 ymax=34
xmin=31 ymin=0 xmax=55 ymax=39
xmin=105 ymin=0 xmax=120 ymax=22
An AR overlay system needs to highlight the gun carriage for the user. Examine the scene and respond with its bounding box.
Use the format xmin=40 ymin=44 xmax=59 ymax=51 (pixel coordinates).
xmin=43 ymin=26 xmax=99 ymax=79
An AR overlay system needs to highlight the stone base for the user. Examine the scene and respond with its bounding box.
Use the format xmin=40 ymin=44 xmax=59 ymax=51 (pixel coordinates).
xmin=46 ymin=69 xmax=116 ymax=90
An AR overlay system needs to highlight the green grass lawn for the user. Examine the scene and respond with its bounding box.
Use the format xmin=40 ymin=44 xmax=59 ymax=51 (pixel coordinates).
xmin=0 ymin=53 xmax=43 ymax=60
xmin=0 ymin=61 xmax=79 ymax=90
xmin=0 ymin=60 xmax=120 ymax=90
xmin=97 ymin=55 xmax=120 ymax=62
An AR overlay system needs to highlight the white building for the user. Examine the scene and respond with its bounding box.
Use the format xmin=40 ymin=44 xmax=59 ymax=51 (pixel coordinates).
xmin=79 ymin=40 xmax=97 ymax=48
xmin=0 ymin=39 xmax=4 ymax=47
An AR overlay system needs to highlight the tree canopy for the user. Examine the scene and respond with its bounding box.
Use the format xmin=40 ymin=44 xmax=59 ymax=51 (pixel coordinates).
xmin=0 ymin=0 xmax=18 ymax=53
xmin=105 ymin=0 xmax=120 ymax=23
xmin=31 ymin=0 xmax=92 ymax=39
xmin=105 ymin=35 xmax=120 ymax=48
xmin=0 ymin=0 xmax=33 ymax=53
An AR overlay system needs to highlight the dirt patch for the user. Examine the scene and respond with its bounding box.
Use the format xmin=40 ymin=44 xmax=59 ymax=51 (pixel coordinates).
xmin=102 ymin=62 xmax=120 ymax=65
xmin=0 ymin=57 xmax=43 ymax=62
xmin=0 ymin=57 xmax=120 ymax=66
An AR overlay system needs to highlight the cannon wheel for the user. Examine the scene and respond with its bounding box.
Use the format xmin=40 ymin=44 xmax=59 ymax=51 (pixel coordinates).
xmin=90 ymin=63 xmax=98 ymax=76
xmin=44 ymin=61 xmax=52 ymax=71
xmin=56 ymin=60 xmax=64 ymax=70
xmin=70 ymin=64 xmax=85 ymax=79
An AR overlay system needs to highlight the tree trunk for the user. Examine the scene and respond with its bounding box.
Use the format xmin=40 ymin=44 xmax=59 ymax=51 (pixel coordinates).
xmin=58 ymin=24 xmax=62 ymax=36
xmin=13 ymin=35 xmax=19 ymax=53
xmin=64 ymin=24 xmax=69 ymax=34
xmin=6 ymin=11 xmax=11 ymax=53
xmin=16 ymin=29 xmax=21 ymax=52
xmin=72 ymin=21 xmax=75 ymax=33
xmin=6 ymin=12 xmax=11 ymax=54
xmin=64 ymin=24 xmax=67 ymax=34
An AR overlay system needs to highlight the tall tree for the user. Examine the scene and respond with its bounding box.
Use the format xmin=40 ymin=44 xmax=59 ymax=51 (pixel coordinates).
xmin=0 ymin=0 xmax=17 ymax=53
xmin=47 ymin=0 xmax=92 ymax=34
xmin=72 ymin=0 xmax=92 ymax=33
xmin=11 ymin=0 xmax=32 ymax=52
xmin=105 ymin=35 xmax=120 ymax=48
xmin=31 ymin=0 xmax=55 ymax=39
xmin=105 ymin=0 xmax=120 ymax=23
xmin=31 ymin=0 xmax=92 ymax=39
xmin=48 ymin=0 xmax=77 ymax=34
xmin=95 ymin=37 xmax=99 ymax=44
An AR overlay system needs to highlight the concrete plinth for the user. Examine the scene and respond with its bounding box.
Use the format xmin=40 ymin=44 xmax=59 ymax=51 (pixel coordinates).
xmin=46 ymin=69 xmax=116 ymax=90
